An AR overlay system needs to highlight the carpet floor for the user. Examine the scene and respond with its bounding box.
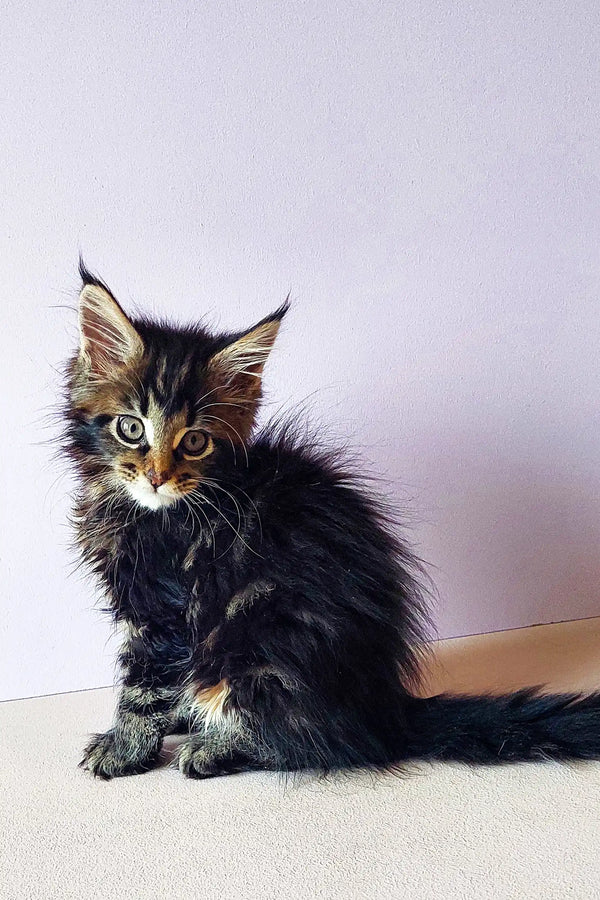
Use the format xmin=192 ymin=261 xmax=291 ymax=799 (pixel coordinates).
xmin=2 ymin=618 xmax=600 ymax=900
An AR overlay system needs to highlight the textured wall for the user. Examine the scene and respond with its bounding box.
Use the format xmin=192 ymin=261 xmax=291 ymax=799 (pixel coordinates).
xmin=2 ymin=2 xmax=600 ymax=700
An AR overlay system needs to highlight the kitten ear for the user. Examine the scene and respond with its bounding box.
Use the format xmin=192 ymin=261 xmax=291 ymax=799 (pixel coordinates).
xmin=78 ymin=271 xmax=144 ymax=374
xmin=204 ymin=301 xmax=289 ymax=439
xmin=208 ymin=301 xmax=289 ymax=386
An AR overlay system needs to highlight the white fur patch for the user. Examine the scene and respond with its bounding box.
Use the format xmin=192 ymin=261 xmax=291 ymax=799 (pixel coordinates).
xmin=125 ymin=476 xmax=179 ymax=510
xmin=142 ymin=417 xmax=155 ymax=446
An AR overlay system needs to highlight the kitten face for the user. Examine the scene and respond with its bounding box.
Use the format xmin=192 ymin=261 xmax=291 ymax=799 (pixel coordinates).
xmin=86 ymin=380 xmax=214 ymax=511
xmin=112 ymin=408 xmax=212 ymax=512
xmin=65 ymin=266 xmax=287 ymax=511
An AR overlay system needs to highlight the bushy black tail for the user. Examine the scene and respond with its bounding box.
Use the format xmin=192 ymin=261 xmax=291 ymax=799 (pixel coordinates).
xmin=403 ymin=689 xmax=600 ymax=763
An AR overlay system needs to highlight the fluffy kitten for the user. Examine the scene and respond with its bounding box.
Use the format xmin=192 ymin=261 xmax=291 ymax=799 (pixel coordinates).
xmin=63 ymin=263 xmax=600 ymax=779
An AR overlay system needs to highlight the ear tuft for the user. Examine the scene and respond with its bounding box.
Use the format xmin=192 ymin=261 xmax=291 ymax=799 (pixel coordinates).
xmin=78 ymin=268 xmax=143 ymax=375
xmin=78 ymin=256 xmax=113 ymax=293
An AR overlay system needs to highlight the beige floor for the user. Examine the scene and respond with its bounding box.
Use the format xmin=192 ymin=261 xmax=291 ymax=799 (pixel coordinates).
xmin=2 ymin=618 xmax=600 ymax=900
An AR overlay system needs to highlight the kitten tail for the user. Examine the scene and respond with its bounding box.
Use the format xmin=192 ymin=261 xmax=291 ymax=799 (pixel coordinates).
xmin=403 ymin=689 xmax=600 ymax=763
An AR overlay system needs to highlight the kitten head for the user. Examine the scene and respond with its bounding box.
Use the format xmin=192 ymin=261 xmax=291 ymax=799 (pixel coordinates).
xmin=65 ymin=263 xmax=287 ymax=510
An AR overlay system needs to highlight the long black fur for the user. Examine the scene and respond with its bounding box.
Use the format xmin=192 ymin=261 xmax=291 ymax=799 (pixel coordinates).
xmin=64 ymin=268 xmax=600 ymax=779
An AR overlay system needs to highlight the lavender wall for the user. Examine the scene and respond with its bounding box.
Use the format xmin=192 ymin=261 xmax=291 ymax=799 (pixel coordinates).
xmin=2 ymin=2 xmax=600 ymax=700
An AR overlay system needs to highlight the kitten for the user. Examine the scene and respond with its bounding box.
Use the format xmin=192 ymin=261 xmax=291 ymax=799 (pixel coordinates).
xmin=64 ymin=263 xmax=600 ymax=779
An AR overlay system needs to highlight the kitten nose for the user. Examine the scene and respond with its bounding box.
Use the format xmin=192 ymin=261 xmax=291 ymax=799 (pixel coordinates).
xmin=146 ymin=468 xmax=169 ymax=489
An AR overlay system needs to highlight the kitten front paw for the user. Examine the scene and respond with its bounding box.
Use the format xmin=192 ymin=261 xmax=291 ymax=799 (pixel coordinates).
xmin=177 ymin=740 xmax=218 ymax=779
xmin=80 ymin=730 xmax=156 ymax=779
xmin=176 ymin=738 xmax=249 ymax=779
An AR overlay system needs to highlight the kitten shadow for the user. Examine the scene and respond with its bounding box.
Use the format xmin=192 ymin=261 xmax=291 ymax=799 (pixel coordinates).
xmin=158 ymin=733 xmax=187 ymax=768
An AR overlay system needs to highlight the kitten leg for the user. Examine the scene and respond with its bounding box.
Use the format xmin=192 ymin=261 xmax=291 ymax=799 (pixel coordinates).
xmin=166 ymin=691 xmax=195 ymax=734
xmin=174 ymin=681 xmax=269 ymax=777
xmin=176 ymin=726 xmax=263 ymax=778
xmin=81 ymin=685 xmax=177 ymax=779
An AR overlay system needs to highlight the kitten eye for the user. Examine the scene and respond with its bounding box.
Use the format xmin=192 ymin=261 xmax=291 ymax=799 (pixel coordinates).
xmin=116 ymin=415 xmax=145 ymax=445
xmin=181 ymin=429 xmax=209 ymax=456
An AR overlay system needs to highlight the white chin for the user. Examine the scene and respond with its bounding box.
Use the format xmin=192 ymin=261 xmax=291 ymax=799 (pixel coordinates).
xmin=125 ymin=482 xmax=179 ymax=511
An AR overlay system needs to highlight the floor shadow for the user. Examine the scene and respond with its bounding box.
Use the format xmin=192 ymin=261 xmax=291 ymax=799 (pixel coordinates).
xmin=157 ymin=733 xmax=187 ymax=768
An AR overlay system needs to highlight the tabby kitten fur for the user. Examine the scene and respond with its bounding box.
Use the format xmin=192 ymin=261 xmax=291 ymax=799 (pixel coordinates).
xmin=65 ymin=264 xmax=600 ymax=780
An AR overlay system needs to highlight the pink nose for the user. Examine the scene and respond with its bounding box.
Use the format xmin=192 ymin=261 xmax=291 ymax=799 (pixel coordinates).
xmin=146 ymin=468 xmax=169 ymax=489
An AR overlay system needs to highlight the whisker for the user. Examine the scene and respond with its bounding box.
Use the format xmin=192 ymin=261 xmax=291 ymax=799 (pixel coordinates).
xmin=190 ymin=486 xmax=262 ymax=560
xmin=180 ymin=494 xmax=216 ymax=557
xmin=195 ymin=400 xmax=252 ymax=412
xmin=208 ymin=478 xmax=264 ymax=546
xmin=200 ymin=415 xmax=249 ymax=467
xmin=193 ymin=383 xmax=228 ymax=409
